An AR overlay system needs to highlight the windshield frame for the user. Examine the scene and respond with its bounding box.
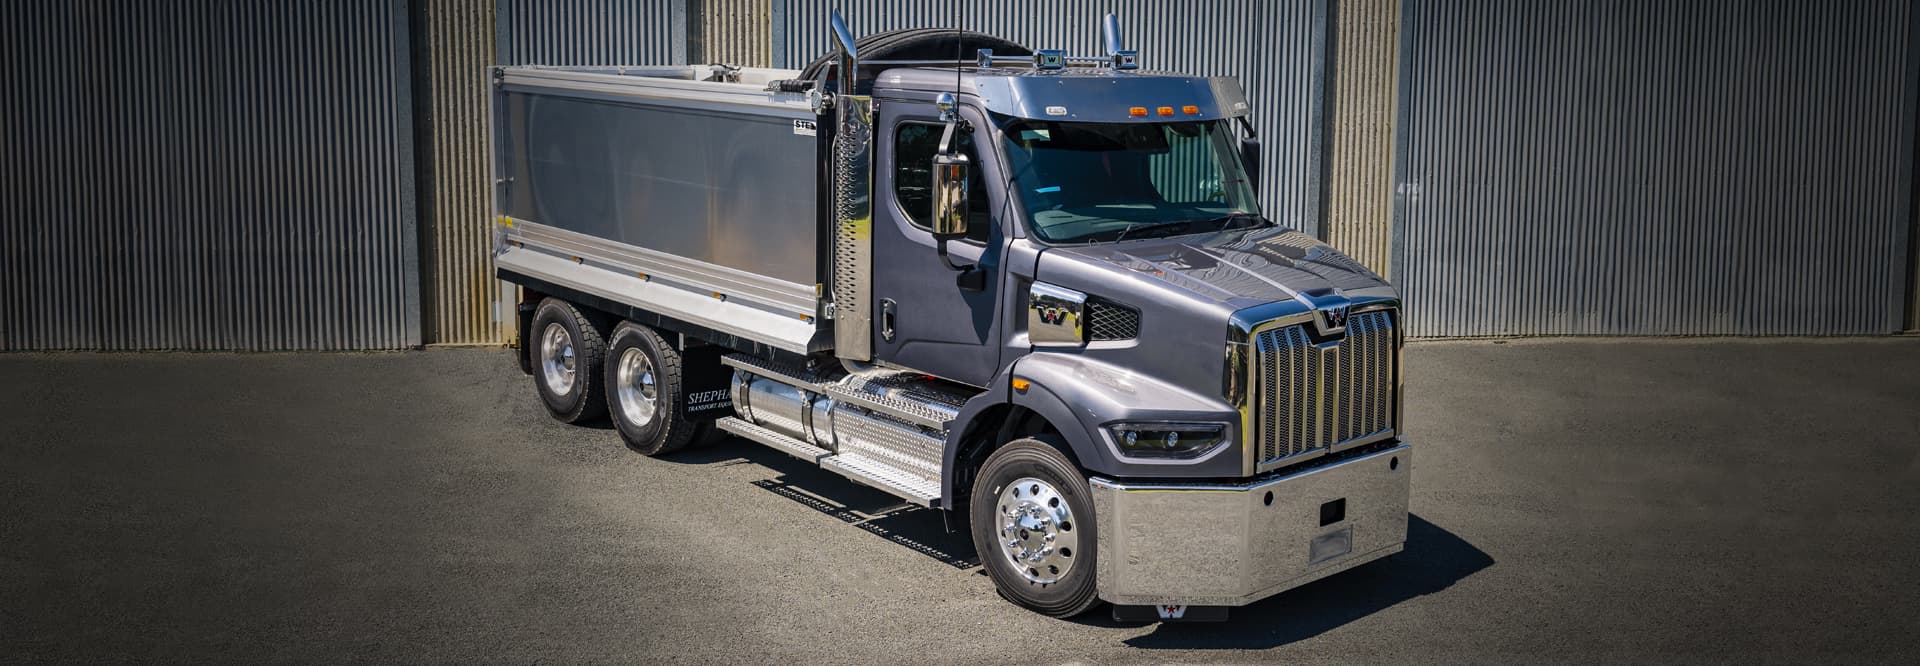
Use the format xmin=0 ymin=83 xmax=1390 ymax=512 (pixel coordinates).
xmin=989 ymin=114 xmax=1265 ymax=246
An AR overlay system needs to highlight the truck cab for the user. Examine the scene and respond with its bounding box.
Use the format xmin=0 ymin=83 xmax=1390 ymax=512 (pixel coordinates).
xmin=490 ymin=13 xmax=1409 ymax=621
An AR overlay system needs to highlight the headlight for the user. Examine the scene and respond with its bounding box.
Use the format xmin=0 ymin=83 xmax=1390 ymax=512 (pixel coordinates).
xmin=1105 ymin=422 xmax=1229 ymax=460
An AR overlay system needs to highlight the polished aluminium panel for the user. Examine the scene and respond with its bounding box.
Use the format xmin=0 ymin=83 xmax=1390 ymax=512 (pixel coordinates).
xmin=502 ymin=219 xmax=816 ymax=316
xmin=1393 ymin=0 xmax=1917 ymax=336
xmin=1027 ymin=282 xmax=1087 ymax=347
xmin=493 ymin=70 xmax=819 ymax=287
xmin=495 ymin=248 xmax=818 ymax=354
xmin=1088 ymin=443 xmax=1411 ymax=607
xmin=832 ymin=95 xmax=877 ymax=360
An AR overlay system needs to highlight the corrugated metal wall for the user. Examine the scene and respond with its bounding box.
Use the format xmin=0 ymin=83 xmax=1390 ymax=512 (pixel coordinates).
xmin=420 ymin=0 xmax=511 ymax=345
xmin=0 ymin=1 xmax=419 ymax=351
xmin=699 ymin=0 xmax=773 ymax=65
xmin=1393 ymin=0 xmax=1919 ymax=336
xmin=770 ymin=0 xmax=1331 ymax=236
xmin=496 ymin=0 xmax=686 ymax=66
xmin=1325 ymin=0 xmax=1400 ymax=277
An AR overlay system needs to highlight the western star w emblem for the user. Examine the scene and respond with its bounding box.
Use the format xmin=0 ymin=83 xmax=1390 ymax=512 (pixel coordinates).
xmin=1322 ymin=304 xmax=1350 ymax=329
xmin=1037 ymin=306 xmax=1072 ymax=326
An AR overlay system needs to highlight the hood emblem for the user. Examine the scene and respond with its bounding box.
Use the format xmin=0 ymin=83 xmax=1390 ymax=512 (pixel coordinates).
xmin=1321 ymin=304 xmax=1350 ymax=330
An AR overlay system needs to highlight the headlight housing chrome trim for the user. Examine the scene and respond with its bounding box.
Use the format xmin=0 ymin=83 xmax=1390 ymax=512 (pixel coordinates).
xmin=1102 ymin=421 xmax=1233 ymax=463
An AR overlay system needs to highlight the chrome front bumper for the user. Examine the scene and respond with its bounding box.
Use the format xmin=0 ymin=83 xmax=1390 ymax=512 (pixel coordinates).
xmin=1088 ymin=443 xmax=1411 ymax=607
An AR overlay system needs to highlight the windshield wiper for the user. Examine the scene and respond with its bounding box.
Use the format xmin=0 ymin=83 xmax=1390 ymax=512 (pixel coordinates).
xmin=1113 ymin=220 xmax=1192 ymax=243
xmin=1197 ymin=212 xmax=1267 ymax=231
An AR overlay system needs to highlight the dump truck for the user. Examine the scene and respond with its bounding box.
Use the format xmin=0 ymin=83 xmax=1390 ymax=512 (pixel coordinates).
xmin=490 ymin=12 xmax=1409 ymax=621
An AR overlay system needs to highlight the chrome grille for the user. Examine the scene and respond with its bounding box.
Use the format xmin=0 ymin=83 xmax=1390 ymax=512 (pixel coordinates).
xmin=1253 ymin=310 xmax=1396 ymax=465
xmin=1085 ymin=299 xmax=1140 ymax=341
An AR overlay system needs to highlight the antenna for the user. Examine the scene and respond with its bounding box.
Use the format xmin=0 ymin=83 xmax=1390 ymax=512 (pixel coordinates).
xmin=950 ymin=0 xmax=963 ymax=120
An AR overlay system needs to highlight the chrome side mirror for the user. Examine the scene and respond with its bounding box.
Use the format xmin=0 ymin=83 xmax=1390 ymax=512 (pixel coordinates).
xmin=931 ymin=151 xmax=970 ymax=238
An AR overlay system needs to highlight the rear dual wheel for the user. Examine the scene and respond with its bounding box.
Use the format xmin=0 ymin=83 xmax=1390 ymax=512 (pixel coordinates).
xmin=528 ymin=300 xmax=711 ymax=455
xmin=531 ymin=298 xmax=608 ymax=424
xmin=603 ymin=321 xmax=701 ymax=456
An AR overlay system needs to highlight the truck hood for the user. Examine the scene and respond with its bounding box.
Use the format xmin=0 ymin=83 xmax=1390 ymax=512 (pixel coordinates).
xmin=1043 ymin=225 xmax=1395 ymax=312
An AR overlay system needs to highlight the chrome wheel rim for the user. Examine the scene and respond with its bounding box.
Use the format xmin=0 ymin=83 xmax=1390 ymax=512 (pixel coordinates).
xmin=996 ymin=476 xmax=1078 ymax=584
xmin=614 ymin=347 xmax=659 ymax=428
xmin=539 ymin=322 xmax=576 ymax=395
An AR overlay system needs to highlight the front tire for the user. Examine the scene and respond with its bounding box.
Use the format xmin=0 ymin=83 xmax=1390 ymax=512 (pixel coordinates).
xmin=970 ymin=437 xmax=1101 ymax=618
xmin=530 ymin=298 xmax=607 ymax=424
xmin=603 ymin=322 xmax=699 ymax=456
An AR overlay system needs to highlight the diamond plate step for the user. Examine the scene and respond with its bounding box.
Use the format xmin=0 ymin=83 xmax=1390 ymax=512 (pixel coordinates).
xmin=820 ymin=452 xmax=941 ymax=507
xmin=821 ymin=378 xmax=962 ymax=430
xmin=715 ymin=417 xmax=830 ymax=463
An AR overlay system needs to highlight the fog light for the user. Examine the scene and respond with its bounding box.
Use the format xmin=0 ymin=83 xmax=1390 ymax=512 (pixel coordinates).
xmin=1105 ymin=422 xmax=1228 ymax=460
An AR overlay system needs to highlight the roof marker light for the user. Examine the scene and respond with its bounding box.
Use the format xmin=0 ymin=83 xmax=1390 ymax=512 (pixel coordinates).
xmin=1128 ymin=106 xmax=1148 ymax=117
xmin=1157 ymin=106 xmax=1175 ymax=117
xmin=1182 ymin=105 xmax=1200 ymax=115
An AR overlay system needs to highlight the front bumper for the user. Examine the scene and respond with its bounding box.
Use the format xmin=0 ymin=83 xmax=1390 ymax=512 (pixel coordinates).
xmin=1088 ymin=443 xmax=1411 ymax=607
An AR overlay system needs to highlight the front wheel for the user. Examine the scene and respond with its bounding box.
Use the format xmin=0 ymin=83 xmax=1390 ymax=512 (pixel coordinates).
xmin=970 ymin=437 xmax=1101 ymax=618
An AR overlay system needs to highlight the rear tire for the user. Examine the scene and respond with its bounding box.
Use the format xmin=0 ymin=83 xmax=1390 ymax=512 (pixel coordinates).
xmin=970 ymin=437 xmax=1101 ymax=618
xmin=530 ymin=298 xmax=607 ymax=424
xmin=604 ymin=322 xmax=699 ymax=456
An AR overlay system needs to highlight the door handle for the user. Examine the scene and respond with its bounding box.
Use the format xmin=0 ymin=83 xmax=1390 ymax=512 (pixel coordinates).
xmin=880 ymin=299 xmax=897 ymax=342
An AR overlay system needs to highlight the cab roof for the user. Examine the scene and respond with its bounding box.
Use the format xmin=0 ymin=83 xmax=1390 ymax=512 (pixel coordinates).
xmin=875 ymin=67 xmax=1250 ymax=124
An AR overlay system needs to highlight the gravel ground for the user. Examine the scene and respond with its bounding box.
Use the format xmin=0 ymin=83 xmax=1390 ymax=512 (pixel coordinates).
xmin=3 ymin=338 xmax=1917 ymax=663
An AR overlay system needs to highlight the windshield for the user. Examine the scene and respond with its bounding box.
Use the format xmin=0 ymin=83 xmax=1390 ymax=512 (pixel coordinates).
xmin=996 ymin=117 xmax=1263 ymax=244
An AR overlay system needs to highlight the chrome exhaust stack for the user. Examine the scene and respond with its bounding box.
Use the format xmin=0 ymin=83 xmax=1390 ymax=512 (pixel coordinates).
xmin=829 ymin=10 xmax=858 ymax=95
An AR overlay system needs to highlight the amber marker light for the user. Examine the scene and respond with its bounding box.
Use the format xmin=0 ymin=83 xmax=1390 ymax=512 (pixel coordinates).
xmin=1011 ymin=378 xmax=1031 ymax=392
xmin=1128 ymin=106 xmax=1148 ymax=117
xmin=1157 ymin=106 xmax=1175 ymax=116
xmin=1182 ymin=105 xmax=1200 ymax=115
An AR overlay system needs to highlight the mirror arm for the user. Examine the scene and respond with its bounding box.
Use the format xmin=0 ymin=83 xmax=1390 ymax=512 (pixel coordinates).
xmin=936 ymin=237 xmax=974 ymax=273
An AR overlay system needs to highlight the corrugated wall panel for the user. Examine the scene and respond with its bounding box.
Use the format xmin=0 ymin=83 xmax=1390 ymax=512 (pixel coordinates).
xmin=0 ymin=1 xmax=418 ymax=351
xmin=771 ymin=0 xmax=1329 ymax=236
xmin=422 ymin=0 xmax=512 ymax=345
xmin=700 ymin=0 xmax=773 ymax=65
xmin=1325 ymin=0 xmax=1399 ymax=277
xmin=497 ymin=0 xmax=686 ymax=66
xmin=1394 ymin=0 xmax=1918 ymax=336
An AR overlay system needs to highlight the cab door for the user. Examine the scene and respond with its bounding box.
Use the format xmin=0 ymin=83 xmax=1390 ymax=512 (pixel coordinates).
xmin=870 ymin=102 xmax=1004 ymax=387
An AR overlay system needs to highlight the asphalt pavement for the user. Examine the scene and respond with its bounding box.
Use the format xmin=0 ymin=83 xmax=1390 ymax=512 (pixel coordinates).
xmin=3 ymin=339 xmax=1917 ymax=663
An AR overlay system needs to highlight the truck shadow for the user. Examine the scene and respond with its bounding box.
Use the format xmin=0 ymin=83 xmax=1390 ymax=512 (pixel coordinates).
xmin=682 ymin=438 xmax=1489 ymax=648
xmin=683 ymin=438 xmax=981 ymax=569
xmin=1108 ymin=514 xmax=1492 ymax=649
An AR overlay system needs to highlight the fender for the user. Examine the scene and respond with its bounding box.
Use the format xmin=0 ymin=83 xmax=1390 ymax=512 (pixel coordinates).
xmin=940 ymin=352 xmax=1245 ymax=507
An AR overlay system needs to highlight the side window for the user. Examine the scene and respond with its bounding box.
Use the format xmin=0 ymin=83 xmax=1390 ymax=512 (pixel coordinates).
xmin=894 ymin=122 xmax=992 ymax=243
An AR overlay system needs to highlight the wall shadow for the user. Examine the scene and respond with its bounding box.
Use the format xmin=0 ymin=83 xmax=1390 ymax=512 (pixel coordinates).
xmin=1112 ymin=514 xmax=1492 ymax=649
